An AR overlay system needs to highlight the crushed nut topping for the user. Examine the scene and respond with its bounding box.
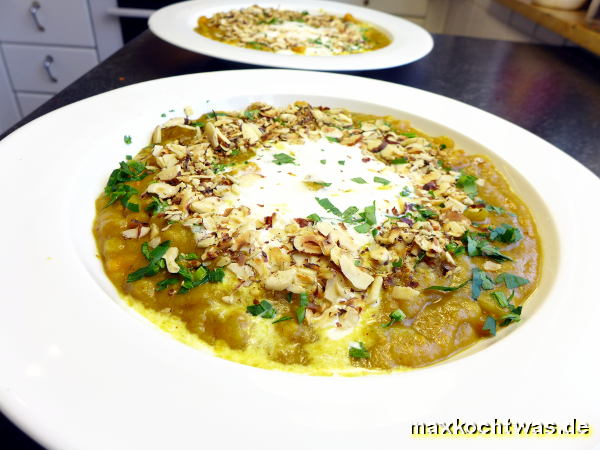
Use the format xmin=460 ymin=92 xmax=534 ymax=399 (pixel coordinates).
xmin=119 ymin=101 xmax=494 ymax=338
xmin=195 ymin=5 xmax=390 ymax=56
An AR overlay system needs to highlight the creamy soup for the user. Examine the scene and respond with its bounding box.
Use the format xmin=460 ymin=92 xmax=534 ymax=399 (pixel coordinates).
xmin=195 ymin=5 xmax=390 ymax=55
xmin=94 ymin=101 xmax=540 ymax=375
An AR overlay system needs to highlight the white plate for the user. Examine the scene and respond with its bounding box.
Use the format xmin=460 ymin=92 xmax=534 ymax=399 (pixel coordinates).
xmin=1 ymin=70 xmax=599 ymax=450
xmin=148 ymin=0 xmax=433 ymax=71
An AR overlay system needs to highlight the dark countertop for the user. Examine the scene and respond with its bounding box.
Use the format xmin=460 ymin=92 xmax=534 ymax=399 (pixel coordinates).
xmin=1 ymin=31 xmax=599 ymax=450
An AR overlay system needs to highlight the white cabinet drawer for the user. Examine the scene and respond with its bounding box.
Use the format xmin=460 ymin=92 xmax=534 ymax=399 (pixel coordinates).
xmin=16 ymin=92 xmax=53 ymax=116
xmin=2 ymin=44 xmax=98 ymax=94
xmin=0 ymin=0 xmax=95 ymax=47
xmin=369 ymin=0 xmax=429 ymax=16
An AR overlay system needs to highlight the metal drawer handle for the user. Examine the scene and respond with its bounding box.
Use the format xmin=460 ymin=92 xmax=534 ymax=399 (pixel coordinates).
xmin=29 ymin=2 xmax=45 ymax=32
xmin=43 ymin=55 xmax=58 ymax=83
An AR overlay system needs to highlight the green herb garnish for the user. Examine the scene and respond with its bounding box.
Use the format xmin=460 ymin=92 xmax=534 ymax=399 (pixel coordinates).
xmin=391 ymin=158 xmax=408 ymax=164
xmin=456 ymin=173 xmax=478 ymax=197
xmin=500 ymin=306 xmax=522 ymax=326
xmin=127 ymin=241 xmax=171 ymax=282
xmin=123 ymin=135 xmax=132 ymax=144
xmin=483 ymin=316 xmax=497 ymax=336
xmin=425 ymin=279 xmax=469 ymax=292
xmin=349 ymin=342 xmax=370 ymax=359
xmin=464 ymin=232 xmax=512 ymax=262
xmin=315 ymin=197 xmax=343 ymax=216
xmin=354 ymin=223 xmax=370 ymax=233
xmin=307 ymin=213 xmax=322 ymax=222
xmin=374 ymin=176 xmax=390 ymax=185
xmin=351 ymin=177 xmax=367 ymax=184
xmin=326 ymin=137 xmax=340 ymax=143
xmin=156 ymin=278 xmax=179 ymax=291
xmin=381 ymin=309 xmax=406 ymax=328
xmin=445 ymin=241 xmax=465 ymax=256
xmin=247 ymin=300 xmax=276 ymax=319
xmin=273 ymin=316 xmax=293 ymax=324
xmin=400 ymin=186 xmax=411 ymax=197
xmin=471 ymin=267 xmax=496 ymax=300
xmin=104 ymin=156 xmax=151 ymax=212
xmin=495 ymin=273 xmax=529 ymax=289
xmin=296 ymin=292 xmax=309 ymax=324
xmin=273 ymin=153 xmax=297 ymax=165
xmin=489 ymin=224 xmax=523 ymax=243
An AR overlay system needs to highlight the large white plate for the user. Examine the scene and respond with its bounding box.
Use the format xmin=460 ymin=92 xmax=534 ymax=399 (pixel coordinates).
xmin=1 ymin=70 xmax=599 ymax=450
xmin=148 ymin=0 xmax=433 ymax=71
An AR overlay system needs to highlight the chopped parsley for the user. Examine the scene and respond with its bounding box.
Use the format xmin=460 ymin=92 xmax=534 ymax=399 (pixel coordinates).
xmin=361 ymin=202 xmax=377 ymax=225
xmin=206 ymin=111 xmax=228 ymax=119
xmin=296 ymin=292 xmax=309 ymax=324
xmin=127 ymin=241 xmax=171 ymax=282
xmin=392 ymin=258 xmax=403 ymax=268
xmin=491 ymin=290 xmax=515 ymax=309
xmin=400 ymin=186 xmax=411 ymax=197
xmin=104 ymin=156 xmax=151 ymax=212
xmin=496 ymin=273 xmax=529 ymax=289
xmin=354 ymin=223 xmax=370 ymax=233
xmin=413 ymin=251 xmax=426 ymax=268
xmin=315 ymin=197 xmax=343 ymax=217
xmin=320 ymin=159 xmax=326 ymax=165
xmin=401 ymin=132 xmax=417 ymax=138
xmin=156 ymin=278 xmax=179 ymax=291
xmin=381 ymin=309 xmax=406 ymax=328
xmin=145 ymin=196 xmax=169 ymax=215
xmin=243 ymin=109 xmax=260 ymax=120
xmin=456 ymin=173 xmax=478 ymax=198
xmin=445 ymin=241 xmax=466 ymax=256
xmin=326 ymin=136 xmax=340 ymax=143
xmin=307 ymin=213 xmax=322 ymax=223
xmin=247 ymin=300 xmax=276 ymax=319
xmin=485 ymin=203 xmax=513 ymax=216
xmin=425 ymin=279 xmax=469 ymax=292
xmin=351 ymin=177 xmax=367 ymax=184
xmin=471 ymin=267 xmax=496 ymax=300
xmin=374 ymin=176 xmax=390 ymax=186
xmin=391 ymin=157 xmax=408 ymax=164
xmin=273 ymin=316 xmax=293 ymax=324
xmin=123 ymin=135 xmax=132 ymax=144
xmin=178 ymin=266 xmax=225 ymax=294
xmin=464 ymin=232 xmax=512 ymax=262
xmin=489 ymin=223 xmax=523 ymax=243
xmin=337 ymin=160 xmax=345 ymax=165
xmin=500 ymin=306 xmax=522 ymax=326
xmin=415 ymin=205 xmax=438 ymax=220
xmin=273 ymin=153 xmax=297 ymax=165
xmin=314 ymin=181 xmax=332 ymax=187
xmin=348 ymin=342 xmax=370 ymax=359
xmin=212 ymin=163 xmax=233 ymax=173
xmin=483 ymin=316 xmax=497 ymax=336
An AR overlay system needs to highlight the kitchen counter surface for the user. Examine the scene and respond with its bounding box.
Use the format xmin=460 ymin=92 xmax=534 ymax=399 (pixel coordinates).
xmin=1 ymin=30 xmax=599 ymax=450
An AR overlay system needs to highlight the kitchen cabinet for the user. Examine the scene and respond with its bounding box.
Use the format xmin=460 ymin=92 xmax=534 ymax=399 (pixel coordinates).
xmin=0 ymin=0 xmax=121 ymax=135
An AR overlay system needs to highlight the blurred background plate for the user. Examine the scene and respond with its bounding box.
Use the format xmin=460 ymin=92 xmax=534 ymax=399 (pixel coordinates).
xmin=148 ymin=0 xmax=434 ymax=70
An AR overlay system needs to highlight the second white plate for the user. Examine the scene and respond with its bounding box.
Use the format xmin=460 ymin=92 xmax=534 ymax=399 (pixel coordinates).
xmin=148 ymin=0 xmax=434 ymax=71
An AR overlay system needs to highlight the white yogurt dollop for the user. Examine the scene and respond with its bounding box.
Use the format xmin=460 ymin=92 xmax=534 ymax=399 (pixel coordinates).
xmin=230 ymin=139 xmax=411 ymax=246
